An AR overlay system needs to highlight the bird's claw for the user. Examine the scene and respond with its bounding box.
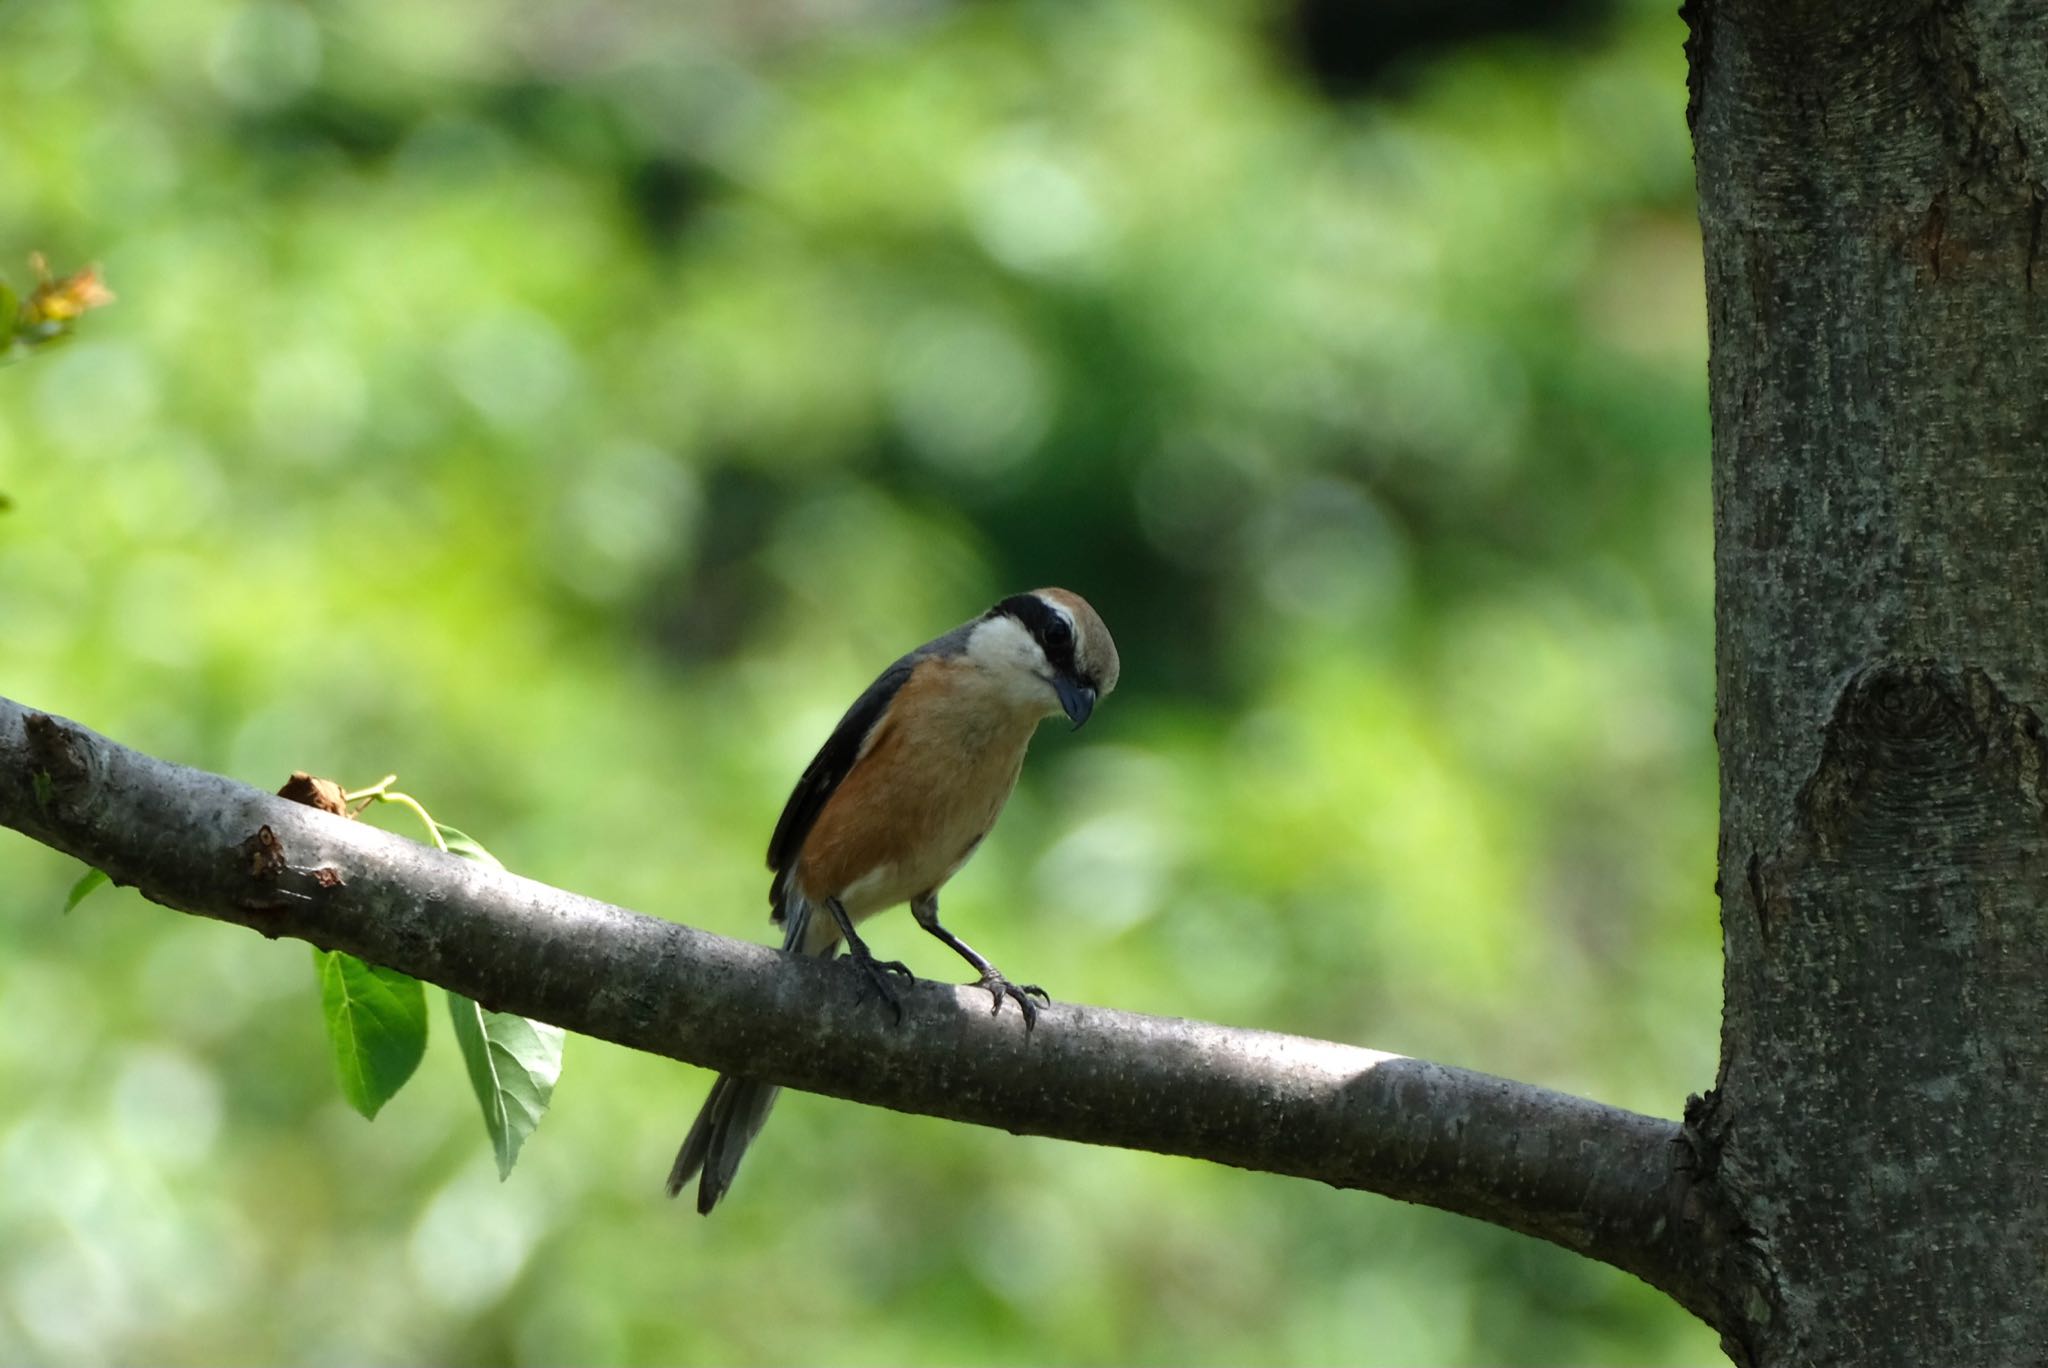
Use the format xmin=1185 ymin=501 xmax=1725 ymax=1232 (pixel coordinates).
xmin=848 ymin=949 xmax=916 ymax=1022
xmin=977 ymin=971 xmax=1050 ymax=1030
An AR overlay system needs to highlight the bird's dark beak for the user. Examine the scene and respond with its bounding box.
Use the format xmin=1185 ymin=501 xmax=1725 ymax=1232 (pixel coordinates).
xmin=1054 ymin=675 xmax=1097 ymax=730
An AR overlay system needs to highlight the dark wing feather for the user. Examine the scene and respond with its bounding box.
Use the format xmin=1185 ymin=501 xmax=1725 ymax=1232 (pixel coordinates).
xmin=765 ymin=654 xmax=915 ymax=916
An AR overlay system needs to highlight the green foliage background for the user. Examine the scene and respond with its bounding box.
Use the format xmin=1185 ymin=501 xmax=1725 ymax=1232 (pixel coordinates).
xmin=0 ymin=0 xmax=1720 ymax=1362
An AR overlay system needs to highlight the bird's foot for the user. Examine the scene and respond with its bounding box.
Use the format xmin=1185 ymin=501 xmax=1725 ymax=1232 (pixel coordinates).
xmin=847 ymin=944 xmax=915 ymax=1022
xmin=975 ymin=970 xmax=1050 ymax=1029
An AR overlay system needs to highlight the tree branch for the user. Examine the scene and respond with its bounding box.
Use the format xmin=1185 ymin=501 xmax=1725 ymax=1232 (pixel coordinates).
xmin=0 ymin=694 xmax=1727 ymax=1326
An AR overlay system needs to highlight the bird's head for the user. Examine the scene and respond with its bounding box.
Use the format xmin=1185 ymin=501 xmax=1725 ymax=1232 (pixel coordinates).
xmin=967 ymin=588 xmax=1120 ymax=729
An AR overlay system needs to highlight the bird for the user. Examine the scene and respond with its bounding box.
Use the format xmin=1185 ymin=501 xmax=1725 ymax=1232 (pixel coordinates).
xmin=666 ymin=588 xmax=1121 ymax=1213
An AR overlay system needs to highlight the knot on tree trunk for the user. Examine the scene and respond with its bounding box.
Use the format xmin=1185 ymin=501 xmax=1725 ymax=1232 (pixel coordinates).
xmin=1795 ymin=661 xmax=2047 ymax=863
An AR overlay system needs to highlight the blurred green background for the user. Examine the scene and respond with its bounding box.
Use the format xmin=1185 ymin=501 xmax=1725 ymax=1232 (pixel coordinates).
xmin=0 ymin=0 xmax=1719 ymax=1362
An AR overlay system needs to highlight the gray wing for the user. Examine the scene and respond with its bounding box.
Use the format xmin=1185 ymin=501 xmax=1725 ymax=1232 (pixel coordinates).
xmin=764 ymin=620 xmax=977 ymax=918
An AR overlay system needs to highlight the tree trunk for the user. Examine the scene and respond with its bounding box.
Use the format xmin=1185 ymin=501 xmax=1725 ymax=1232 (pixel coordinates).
xmin=1688 ymin=0 xmax=2048 ymax=1361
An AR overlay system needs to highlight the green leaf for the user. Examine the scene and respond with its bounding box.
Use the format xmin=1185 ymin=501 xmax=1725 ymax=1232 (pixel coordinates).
xmin=431 ymin=820 xmax=563 ymax=1176
xmin=314 ymin=949 xmax=428 ymax=1119
xmin=448 ymin=992 xmax=565 ymax=1179
xmin=435 ymin=823 xmax=503 ymax=870
xmin=62 ymin=867 xmax=108 ymax=914
xmin=0 ymin=282 xmax=17 ymax=329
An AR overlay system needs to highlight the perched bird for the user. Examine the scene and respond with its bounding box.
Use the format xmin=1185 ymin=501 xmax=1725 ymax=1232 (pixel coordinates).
xmin=667 ymin=588 xmax=1121 ymax=1213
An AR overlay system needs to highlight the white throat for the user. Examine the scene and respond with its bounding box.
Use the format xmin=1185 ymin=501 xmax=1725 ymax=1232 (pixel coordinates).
xmin=962 ymin=615 xmax=1061 ymax=716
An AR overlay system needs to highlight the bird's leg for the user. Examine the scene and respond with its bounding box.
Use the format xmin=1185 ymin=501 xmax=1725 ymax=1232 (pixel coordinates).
xmin=910 ymin=892 xmax=1049 ymax=1029
xmin=824 ymin=896 xmax=914 ymax=1021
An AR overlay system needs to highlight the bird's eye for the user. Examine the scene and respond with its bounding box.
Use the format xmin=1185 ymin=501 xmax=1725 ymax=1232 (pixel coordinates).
xmin=1043 ymin=617 xmax=1074 ymax=650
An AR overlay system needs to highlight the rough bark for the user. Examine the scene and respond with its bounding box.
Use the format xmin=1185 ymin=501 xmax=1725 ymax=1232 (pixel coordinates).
xmin=1688 ymin=0 xmax=2048 ymax=1361
xmin=0 ymin=695 xmax=1728 ymax=1323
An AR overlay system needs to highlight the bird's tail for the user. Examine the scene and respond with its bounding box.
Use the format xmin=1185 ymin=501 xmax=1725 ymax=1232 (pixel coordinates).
xmin=666 ymin=1072 xmax=781 ymax=1213
xmin=667 ymin=894 xmax=835 ymax=1213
